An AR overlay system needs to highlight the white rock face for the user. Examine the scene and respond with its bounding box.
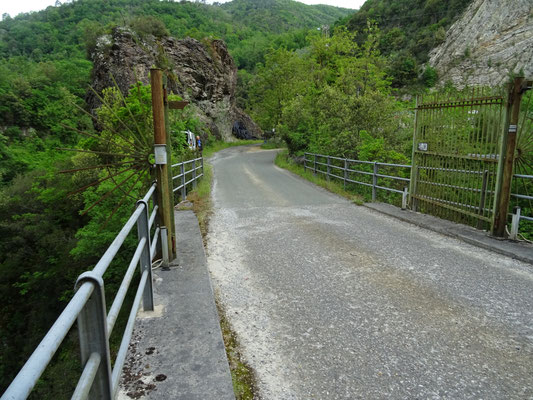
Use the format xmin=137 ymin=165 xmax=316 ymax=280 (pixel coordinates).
xmin=429 ymin=0 xmax=533 ymax=88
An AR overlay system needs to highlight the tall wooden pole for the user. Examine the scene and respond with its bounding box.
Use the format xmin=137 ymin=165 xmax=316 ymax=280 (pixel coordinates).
xmin=162 ymin=75 xmax=177 ymax=257
xmin=151 ymin=68 xmax=174 ymax=260
xmin=492 ymin=76 xmax=524 ymax=237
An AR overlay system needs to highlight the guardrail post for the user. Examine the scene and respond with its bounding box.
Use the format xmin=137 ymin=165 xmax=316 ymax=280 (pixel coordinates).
xmin=181 ymin=163 xmax=186 ymax=200
xmin=327 ymin=156 xmax=331 ymax=181
xmin=343 ymin=158 xmax=347 ymax=189
xmin=314 ymin=154 xmax=317 ymax=175
xmin=160 ymin=226 xmax=169 ymax=269
xmin=402 ymin=187 xmax=408 ymax=210
xmin=150 ymin=184 xmax=162 ymax=258
xmin=304 ymin=153 xmax=307 ymax=171
xmin=372 ymin=162 xmax=378 ymax=201
xmin=75 ymin=273 xmax=113 ymax=400
xmin=510 ymin=206 xmax=521 ymax=240
xmin=201 ymin=156 xmax=204 ymax=176
xmin=136 ymin=200 xmax=154 ymax=311
xmin=193 ymin=159 xmax=197 ymax=189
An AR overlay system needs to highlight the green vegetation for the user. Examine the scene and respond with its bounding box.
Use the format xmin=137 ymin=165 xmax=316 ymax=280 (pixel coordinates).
xmin=275 ymin=150 xmax=364 ymax=205
xmin=343 ymin=0 xmax=474 ymax=88
xmin=247 ymin=25 xmax=413 ymax=163
xmin=216 ymin=299 xmax=256 ymax=400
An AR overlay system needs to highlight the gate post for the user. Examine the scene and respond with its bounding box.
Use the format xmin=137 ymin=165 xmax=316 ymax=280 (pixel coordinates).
xmin=408 ymin=96 xmax=420 ymax=210
xmin=492 ymin=77 xmax=528 ymax=237
xmin=327 ymin=156 xmax=331 ymax=181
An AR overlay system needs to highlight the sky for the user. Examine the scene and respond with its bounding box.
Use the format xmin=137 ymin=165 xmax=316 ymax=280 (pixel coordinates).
xmin=2 ymin=0 xmax=364 ymax=18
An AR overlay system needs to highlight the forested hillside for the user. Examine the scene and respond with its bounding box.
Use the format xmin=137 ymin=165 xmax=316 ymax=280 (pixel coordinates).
xmin=343 ymin=0 xmax=474 ymax=87
xmin=221 ymin=0 xmax=351 ymax=33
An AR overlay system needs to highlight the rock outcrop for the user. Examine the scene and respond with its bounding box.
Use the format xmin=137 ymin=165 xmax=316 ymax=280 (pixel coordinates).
xmin=88 ymin=27 xmax=262 ymax=141
xmin=429 ymin=0 xmax=533 ymax=88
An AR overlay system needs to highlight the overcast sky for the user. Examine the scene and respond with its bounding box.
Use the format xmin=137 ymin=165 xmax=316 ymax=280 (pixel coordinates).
xmin=2 ymin=0 xmax=363 ymax=18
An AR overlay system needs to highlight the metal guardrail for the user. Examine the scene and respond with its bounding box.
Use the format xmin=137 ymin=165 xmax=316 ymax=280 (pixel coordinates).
xmin=304 ymin=153 xmax=411 ymax=208
xmin=2 ymin=184 xmax=160 ymax=400
xmin=171 ymin=157 xmax=204 ymax=199
xmin=303 ymin=152 xmax=531 ymax=236
xmin=2 ymin=155 xmax=206 ymax=399
xmin=510 ymin=174 xmax=533 ymax=240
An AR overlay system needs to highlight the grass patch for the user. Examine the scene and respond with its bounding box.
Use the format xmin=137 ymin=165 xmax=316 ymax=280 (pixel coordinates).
xmin=260 ymin=139 xmax=286 ymax=150
xmin=275 ymin=150 xmax=364 ymax=205
xmin=184 ymin=163 xmax=213 ymax=241
xmin=184 ymin=144 xmax=257 ymax=399
xmin=216 ymin=298 xmax=256 ymax=400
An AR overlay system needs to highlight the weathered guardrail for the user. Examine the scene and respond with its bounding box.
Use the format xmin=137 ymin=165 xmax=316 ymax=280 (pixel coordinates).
xmin=2 ymin=156 xmax=205 ymax=400
xmin=172 ymin=156 xmax=204 ymax=199
xmin=510 ymin=174 xmax=533 ymax=239
xmin=303 ymin=152 xmax=531 ymax=238
xmin=304 ymin=153 xmax=411 ymax=208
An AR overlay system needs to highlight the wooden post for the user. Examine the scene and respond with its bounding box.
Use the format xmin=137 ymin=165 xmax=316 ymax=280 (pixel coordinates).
xmin=492 ymin=77 xmax=525 ymax=237
xmin=151 ymin=69 xmax=174 ymax=260
xmin=162 ymin=75 xmax=176 ymax=258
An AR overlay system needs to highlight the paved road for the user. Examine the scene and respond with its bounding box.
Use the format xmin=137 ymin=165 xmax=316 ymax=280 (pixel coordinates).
xmin=206 ymin=146 xmax=533 ymax=400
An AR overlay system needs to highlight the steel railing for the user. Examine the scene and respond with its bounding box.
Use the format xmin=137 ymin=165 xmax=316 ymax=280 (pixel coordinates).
xmin=509 ymin=174 xmax=533 ymax=239
xmin=303 ymin=152 xmax=532 ymax=236
xmin=2 ymin=184 xmax=161 ymax=400
xmin=171 ymin=157 xmax=204 ymax=200
xmin=304 ymin=153 xmax=411 ymax=208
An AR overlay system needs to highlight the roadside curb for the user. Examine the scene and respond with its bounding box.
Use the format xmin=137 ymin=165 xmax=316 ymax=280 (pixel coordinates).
xmin=364 ymin=202 xmax=533 ymax=265
xmin=118 ymin=210 xmax=235 ymax=399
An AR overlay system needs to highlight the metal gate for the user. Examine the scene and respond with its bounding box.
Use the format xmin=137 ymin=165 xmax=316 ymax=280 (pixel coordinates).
xmin=409 ymin=88 xmax=506 ymax=229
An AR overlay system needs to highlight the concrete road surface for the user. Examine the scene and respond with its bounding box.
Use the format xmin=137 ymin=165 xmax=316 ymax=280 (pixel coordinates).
xmin=206 ymin=146 xmax=533 ymax=400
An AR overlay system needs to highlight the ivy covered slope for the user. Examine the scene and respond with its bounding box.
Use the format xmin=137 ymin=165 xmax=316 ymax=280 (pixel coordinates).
xmin=342 ymin=0 xmax=474 ymax=87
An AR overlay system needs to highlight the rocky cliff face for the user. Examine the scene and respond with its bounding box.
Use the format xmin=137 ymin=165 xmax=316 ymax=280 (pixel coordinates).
xmin=88 ymin=27 xmax=262 ymax=140
xmin=429 ymin=0 xmax=533 ymax=88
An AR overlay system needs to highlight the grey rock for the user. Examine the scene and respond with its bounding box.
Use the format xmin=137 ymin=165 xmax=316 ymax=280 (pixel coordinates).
xmin=88 ymin=27 xmax=262 ymax=141
xmin=429 ymin=0 xmax=533 ymax=88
